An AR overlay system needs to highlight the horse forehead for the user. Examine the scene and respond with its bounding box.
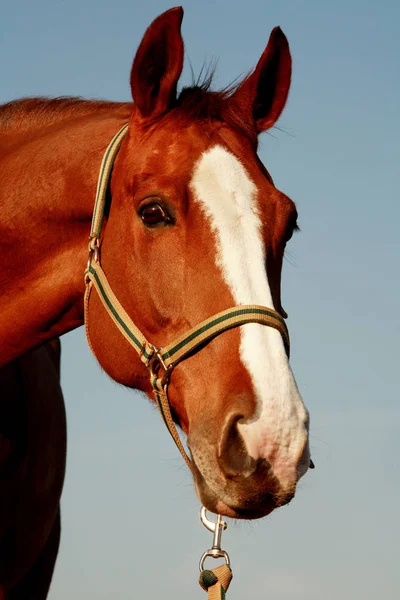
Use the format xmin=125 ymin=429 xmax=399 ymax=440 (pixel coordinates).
xmin=130 ymin=123 xmax=285 ymax=219
xmin=189 ymin=141 xmax=279 ymax=215
xmin=131 ymin=122 xmax=211 ymax=174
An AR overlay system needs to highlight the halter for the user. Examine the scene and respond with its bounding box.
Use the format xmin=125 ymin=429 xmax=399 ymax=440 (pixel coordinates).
xmin=84 ymin=124 xmax=290 ymax=471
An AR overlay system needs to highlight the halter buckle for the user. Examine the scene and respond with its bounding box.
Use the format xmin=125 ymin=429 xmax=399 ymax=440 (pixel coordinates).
xmin=86 ymin=236 xmax=100 ymax=272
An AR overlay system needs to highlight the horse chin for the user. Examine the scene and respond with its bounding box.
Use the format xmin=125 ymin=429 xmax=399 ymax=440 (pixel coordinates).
xmin=215 ymin=501 xmax=275 ymax=520
xmin=192 ymin=462 xmax=294 ymax=521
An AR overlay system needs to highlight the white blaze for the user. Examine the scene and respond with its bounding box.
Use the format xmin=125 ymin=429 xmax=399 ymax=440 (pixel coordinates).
xmin=190 ymin=145 xmax=309 ymax=488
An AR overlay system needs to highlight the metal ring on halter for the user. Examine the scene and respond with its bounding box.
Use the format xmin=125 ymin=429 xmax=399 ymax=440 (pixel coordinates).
xmin=148 ymin=347 xmax=173 ymax=386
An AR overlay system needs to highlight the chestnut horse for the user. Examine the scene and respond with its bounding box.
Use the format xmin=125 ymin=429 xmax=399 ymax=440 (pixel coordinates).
xmin=0 ymin=6 xmax=310 ymax=597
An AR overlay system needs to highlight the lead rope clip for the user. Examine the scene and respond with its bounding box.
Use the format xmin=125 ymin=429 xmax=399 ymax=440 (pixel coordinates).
xmin=199 ymin=508 xmax=232 ymax=599
xmin=199 ymin=507 xmax=230 ymax=571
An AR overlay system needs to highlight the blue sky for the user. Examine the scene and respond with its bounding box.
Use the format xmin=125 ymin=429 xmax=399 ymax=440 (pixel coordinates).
xmin=2 ymin=1 xmax=399 ymax=598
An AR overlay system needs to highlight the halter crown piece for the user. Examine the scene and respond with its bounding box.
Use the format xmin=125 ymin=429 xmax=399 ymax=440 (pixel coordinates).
xmin=84 ymin=123 xmax=290 ymax=470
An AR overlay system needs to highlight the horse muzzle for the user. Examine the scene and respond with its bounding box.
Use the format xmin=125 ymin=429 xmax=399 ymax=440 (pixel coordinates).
xmin=187 ymin=413 xmax=307 ymax=520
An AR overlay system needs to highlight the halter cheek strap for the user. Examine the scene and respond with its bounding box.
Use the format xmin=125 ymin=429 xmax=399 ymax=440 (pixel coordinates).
xmin=84 ymin=125 xmax=290 ymax=471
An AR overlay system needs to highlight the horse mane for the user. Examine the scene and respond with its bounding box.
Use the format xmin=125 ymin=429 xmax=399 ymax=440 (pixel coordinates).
xmin=0 ymin=97 xmax=132 ymax=133
xmin=0 ymin=72 xmax=254 ymax=141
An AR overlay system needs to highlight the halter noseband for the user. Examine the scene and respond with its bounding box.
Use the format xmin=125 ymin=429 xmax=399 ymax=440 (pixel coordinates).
xmin=84 ymin=125 xmax=290 ymax=471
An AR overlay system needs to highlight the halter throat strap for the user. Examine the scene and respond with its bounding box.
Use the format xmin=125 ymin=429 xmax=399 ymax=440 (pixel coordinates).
xmin=84 ymin=125 xmax=290 ymax=471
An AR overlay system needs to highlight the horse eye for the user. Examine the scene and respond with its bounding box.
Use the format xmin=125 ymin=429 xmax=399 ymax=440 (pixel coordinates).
xmin=140 ymin=203 xmax=171 ymax=227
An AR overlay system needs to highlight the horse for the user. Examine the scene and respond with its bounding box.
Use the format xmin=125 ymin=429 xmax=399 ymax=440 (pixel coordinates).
xmin=0 ymin=341 xmax=66 ymax=599
xmin=0 ymin=6 xmax=311 ymax=597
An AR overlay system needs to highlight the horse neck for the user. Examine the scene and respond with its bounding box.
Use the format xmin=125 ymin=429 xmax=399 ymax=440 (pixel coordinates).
xmin=0 ymin=106 xmax=130 ymax=367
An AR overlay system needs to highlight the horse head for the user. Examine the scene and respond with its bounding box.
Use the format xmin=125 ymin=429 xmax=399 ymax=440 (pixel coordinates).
xmin=85 ymin=7 xmax=310 ymax=519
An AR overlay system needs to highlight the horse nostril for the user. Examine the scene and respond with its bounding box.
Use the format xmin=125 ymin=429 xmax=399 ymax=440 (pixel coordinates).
xmin=217 ymin=413 xmax=257 ymax=478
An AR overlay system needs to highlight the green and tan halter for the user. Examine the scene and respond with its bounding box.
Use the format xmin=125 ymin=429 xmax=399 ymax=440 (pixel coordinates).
xmin=84 ymin=124 xmax=290 ymax=471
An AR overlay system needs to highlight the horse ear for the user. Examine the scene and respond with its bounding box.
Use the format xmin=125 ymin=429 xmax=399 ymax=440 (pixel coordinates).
xmin=231 ymin=27 xmax=291 ymax=133
xmin=130 ymin=7 xmax=184 ymax=120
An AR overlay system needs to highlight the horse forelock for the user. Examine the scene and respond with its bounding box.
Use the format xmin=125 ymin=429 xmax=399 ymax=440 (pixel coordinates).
xmin=175 ymin=83 xmax=257 ymax=145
